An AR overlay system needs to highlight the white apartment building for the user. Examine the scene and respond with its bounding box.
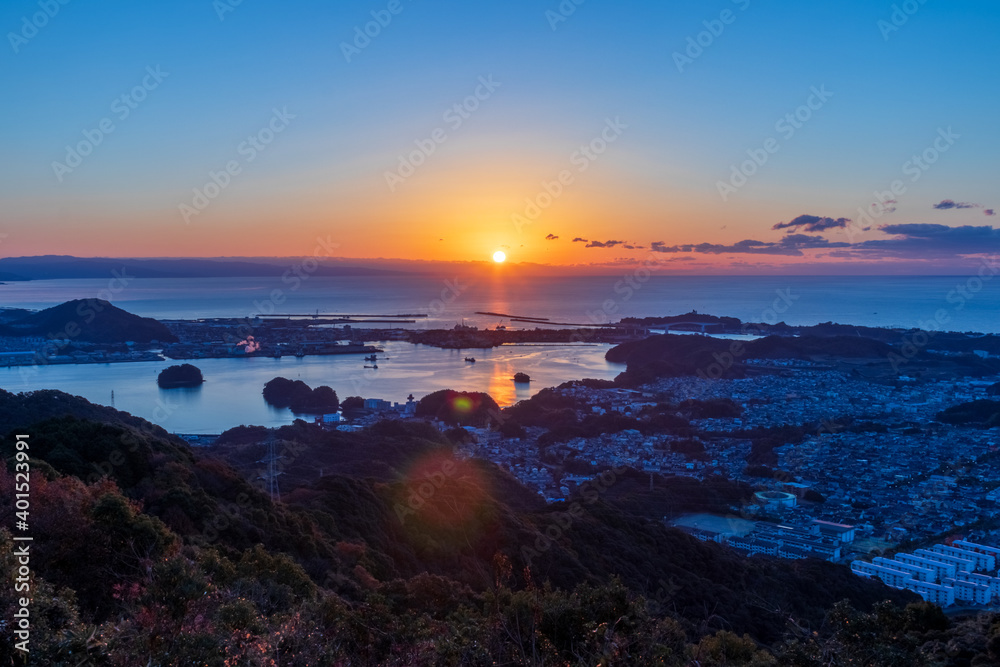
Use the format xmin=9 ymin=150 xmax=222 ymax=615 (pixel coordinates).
xmin=904 ymin=580 xmax=955 ymax=606
xmin=952 ymin=540 xmax=1000 ymax=565
xmin=875 ymin=557 xmax=933 ymax=582
xmin=914 ymin=549 xmax=975 ymax=574
xmin=851 ymin=561 xmax=911 ymax=589
xmin=896 ymin=553 xmax=956 ymax=580
xmin=932 ymin=544 xmax=995 ymax=572
xmin=955 ymin=571 xmax=1000 ymax=600
xmin=942 ymin=578 xmax=991 ymax=605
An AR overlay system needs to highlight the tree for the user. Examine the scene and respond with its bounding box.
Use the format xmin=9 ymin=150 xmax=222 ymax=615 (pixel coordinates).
xmin=341 ymin=396 xmax=365 ymax=412
xmin=303 ymin=385 xmax=339 ymax=413
xmin=157 ymin=364 xmax=204 ymax=388
xmin=263 ymin=377 xmax=309 ymax=408
xmin=415 ymin=390 xmax=501 ymax=427
xmin=803 ymin=489 xmax=826 ymax=503
xmin=262 ymin=378 xmax=338 ymax=414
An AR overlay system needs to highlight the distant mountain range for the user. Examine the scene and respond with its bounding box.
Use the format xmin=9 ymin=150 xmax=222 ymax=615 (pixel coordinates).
xmin=0 ymin=255 xmax=406 ymax=280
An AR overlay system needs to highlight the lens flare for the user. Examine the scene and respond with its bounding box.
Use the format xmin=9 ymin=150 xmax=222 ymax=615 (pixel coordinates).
xmin=451 ymin=394 xmax=474 ymax=414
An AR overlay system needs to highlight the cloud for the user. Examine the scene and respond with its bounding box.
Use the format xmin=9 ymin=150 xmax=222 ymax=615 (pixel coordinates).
xmin=879 ymin=223 xmax=995 ymax=237
xmin=870 ymin=200 xmax=897 ymax=215
xmin=843 ymin=223 xmax=1000 ymax=259
xmin=933 ymin=199 xmax=980 ymax=210
xmin=772 ymin=214 xmax=852 ymax=233
xmin=545 ymin=233 xmax=559 ymax=240
xmin=572 ymin=237 xmax=588 ymax=243
xmin=648 ymin=234 xmax=850 ymax=257
xmin=986 ymin=209 xmax=996 ymax=217
xmin=641 ymin=221 xmax=1000 ymax=266
xmin=585 ymin=240 xmax=626 ymax=248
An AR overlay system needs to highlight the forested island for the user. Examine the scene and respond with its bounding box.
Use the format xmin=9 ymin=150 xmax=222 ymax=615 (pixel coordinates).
xmin=156 ymin=363 xmax=204 ymax=388
xmin=262 ymin=377 xmax=340 ymax=414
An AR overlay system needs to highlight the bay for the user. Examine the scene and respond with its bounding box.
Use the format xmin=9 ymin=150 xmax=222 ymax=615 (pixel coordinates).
xmin=0 ymin=341 xmax=622 ymax=434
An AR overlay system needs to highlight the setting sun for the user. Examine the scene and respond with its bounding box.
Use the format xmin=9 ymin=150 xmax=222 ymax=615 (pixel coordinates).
xmin=492 ymin=250 xmax=506 ymax=263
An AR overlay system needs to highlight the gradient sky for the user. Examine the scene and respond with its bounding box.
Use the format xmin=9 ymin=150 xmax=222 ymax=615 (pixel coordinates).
xmin=1 ymin=0 xmax=998 ymax=272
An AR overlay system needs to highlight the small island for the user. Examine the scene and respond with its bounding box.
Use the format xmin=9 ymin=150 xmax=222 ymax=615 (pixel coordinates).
xmin=157 ymin=363 xmax=204 ymax=388
xmin=513 ymin=372 xmax=531 ymax=383
xmin=262 ymin=377 xmax=339 ymax=414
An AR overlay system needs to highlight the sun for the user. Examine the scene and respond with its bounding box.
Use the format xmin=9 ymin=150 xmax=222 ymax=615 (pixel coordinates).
xmin=492 ymin=250 xmax=506 ymax=263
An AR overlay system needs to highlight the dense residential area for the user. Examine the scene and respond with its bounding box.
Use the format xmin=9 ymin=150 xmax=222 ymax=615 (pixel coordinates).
xmin=8 ymin=313 xmax=1000 ymax=663
xmin=322 ymin=344 xmax=1000 ymax=612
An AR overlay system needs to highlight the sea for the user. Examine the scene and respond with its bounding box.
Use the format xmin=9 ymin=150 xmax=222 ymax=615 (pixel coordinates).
xmin=1 ymin=274 xmax=998 ymax=434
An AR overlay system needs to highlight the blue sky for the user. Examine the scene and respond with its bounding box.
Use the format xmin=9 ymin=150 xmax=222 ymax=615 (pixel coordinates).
xmin=1 ymin=0 xmax=998 ymax=271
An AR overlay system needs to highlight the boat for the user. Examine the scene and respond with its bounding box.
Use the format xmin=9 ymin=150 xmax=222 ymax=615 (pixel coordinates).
xmin=364 ymin=354 xmax=378 ymax=361
xmin=464 ymin=357 xmax=476 ymax=363
xmin=364 ymin=364 xmax=378 ymax=369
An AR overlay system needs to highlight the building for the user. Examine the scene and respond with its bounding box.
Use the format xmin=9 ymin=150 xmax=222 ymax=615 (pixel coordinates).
xmin=0 ymin=351 xmax=36 ymax=365
xmin=915 ymin=548 xmax=976 ymax=574
xmin=755 ymin=525 xmax=842 ymax=561
xmin=904 ymin=580 xmax=955 ymax=606
xmin=812 ymin=520 xmax=857 ymax=543
xmin=942 ymin=578 xmax=991 ymax=605
xmin=729 ymin=536 xmax=778 ymax=556
xmin=389 ymin=394 xmax=418 ymax=416
xmin=932 ymin=544 xmax=995 ymax=572
xmin=677 ymin=526 xmax=726 ymax=544
xmin=851 ymin=561 xmax=911 ymax=589
xmin=895 ymin=553 xmax=956 ymax=580
xmin=777 ymin=544 xmax=811 ymax=559
xmin=955 ymin=572 xmax=1000 ymax=600
xmin=874 ymin=557 xmax=934 ymax=583
xmin=754 ymin=491 xmax=797 ymax=510
xmin=364 ymin=398 xmax=393 ymax=412
xmin=952 ymin=540 xmax=1000 ymax=564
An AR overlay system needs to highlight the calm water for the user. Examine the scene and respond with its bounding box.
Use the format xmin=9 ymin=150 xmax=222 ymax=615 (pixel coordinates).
xmin=2 ymin=274 xmax=999 ymax=332
xmin=2 ymin=273 xmax=999 ymax=432
xmin=0 ymin=341 xmax=622 ymax=434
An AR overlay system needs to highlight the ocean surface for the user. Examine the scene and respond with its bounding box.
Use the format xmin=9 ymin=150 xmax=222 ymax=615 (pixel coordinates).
xmin=2 ymin=274 xmax=998 ymax=332
xmin=2 ymin=273 xmax=999 ymax=433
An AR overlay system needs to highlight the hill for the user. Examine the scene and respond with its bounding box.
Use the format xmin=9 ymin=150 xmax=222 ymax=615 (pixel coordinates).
xmin=936 ymin=399 xmax=1000 ymax=426
xmin=608 ymin=333 xmax=910 ymax=385
xmin=0 ymin=299 xmax=176 ymax=344
xmin=4 ymin=388 xmax=992 ymax=665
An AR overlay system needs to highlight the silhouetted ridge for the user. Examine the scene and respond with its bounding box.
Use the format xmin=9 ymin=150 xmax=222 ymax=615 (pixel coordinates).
xmin=0 ymin=299 xmax=176 ymax=343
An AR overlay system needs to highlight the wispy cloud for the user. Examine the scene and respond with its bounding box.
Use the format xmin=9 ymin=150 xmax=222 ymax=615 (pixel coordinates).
xmin=772 ymin=214 xmax=852 ymax=233
xmin=649 ymin=223 xmax=1000 ymax=262
xmin=933 ymin=199 xmax=980 ymax=210
xmin=545 ymin=233 xmax=559 ymax=240
xmin=585 ymin=239 xmax=626 ymax=248
xmin=834 ymin=223 xmax=1000 ymax=260
xmin=649 ymin=234 xmax=849 ymax=257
